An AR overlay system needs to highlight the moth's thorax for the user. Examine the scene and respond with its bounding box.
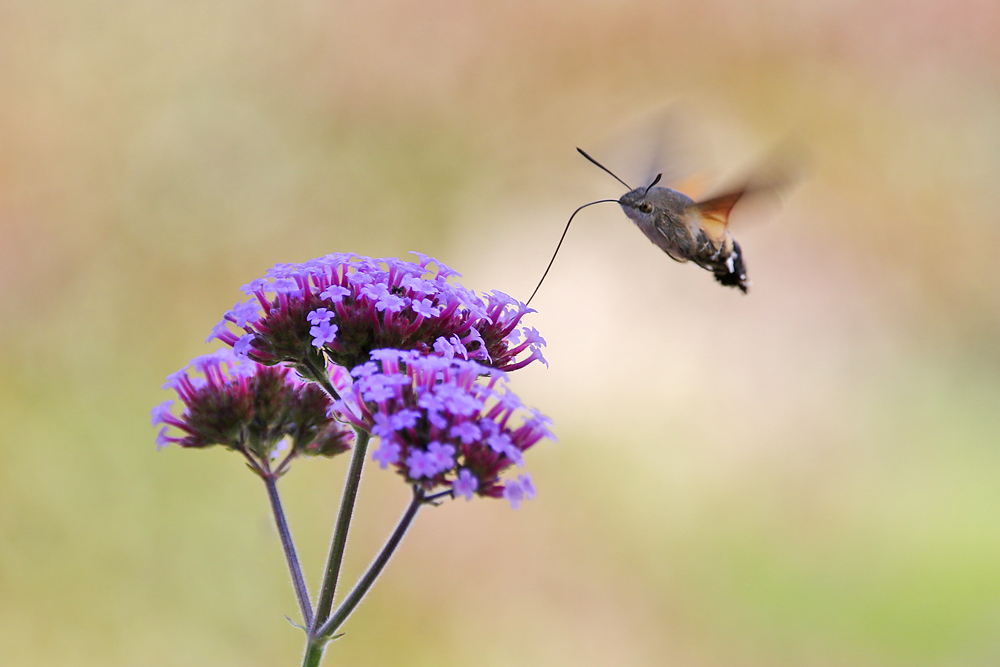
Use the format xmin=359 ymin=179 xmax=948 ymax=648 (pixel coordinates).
xmin=618 ymin=185 xmax=692 ymax=225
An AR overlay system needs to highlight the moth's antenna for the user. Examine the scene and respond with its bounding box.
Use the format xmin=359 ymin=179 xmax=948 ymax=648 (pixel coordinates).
xmin=577 ymin=148 xmax=633 ymax=190
xmin=645 ymin=173 xmax=662 ymax=192
xmin=526 ymin=199 xmax=619 ymax=306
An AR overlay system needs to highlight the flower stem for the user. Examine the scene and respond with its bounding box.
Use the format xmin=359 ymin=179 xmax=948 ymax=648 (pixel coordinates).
xmin=315 ymin=485 xmax=424 ymax=639
xmin=311 ymin=427 xmax=370 ymax=632
xmin=262 ymin=474 xmax=314 ymax=629
xmin=301 ymin=639 xmax=327 ymax=667
xmin=300 ymin=356 xmax=341 ymax=402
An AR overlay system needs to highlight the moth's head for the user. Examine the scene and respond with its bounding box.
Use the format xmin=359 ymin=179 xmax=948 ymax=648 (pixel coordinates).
xmin=618 ymin=187 xmax=656 ymax=224
xmin=619 ymin=187 xmax=654 ymax=213
xmin=619 ymin=185 xmax=691 ymax=225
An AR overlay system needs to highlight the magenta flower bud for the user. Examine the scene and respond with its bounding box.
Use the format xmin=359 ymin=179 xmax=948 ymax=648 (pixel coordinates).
xmin=152 ymin=348 xmax=352 ymax=467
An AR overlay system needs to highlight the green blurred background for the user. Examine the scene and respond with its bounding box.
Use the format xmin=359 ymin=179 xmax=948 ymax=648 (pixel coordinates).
xmin=2 ymin=1 xmax=999 ymax=665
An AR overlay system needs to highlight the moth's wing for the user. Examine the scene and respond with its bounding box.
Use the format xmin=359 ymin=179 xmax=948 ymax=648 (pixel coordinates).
xmin=688 ymin=189 xmax=746 ymax=245
xmin=690 ymin=142 xmax=805 ymax=241
xmin=605 ymin=103 xmax=708 ymax=188
xmin=668 ymin=171 xmax=715 ymax=201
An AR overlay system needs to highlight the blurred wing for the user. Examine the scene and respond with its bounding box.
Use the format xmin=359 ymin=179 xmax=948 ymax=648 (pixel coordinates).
xmin=688 ymin=189 xmax=746 ymax=244
xmin=668 ymin=172 xmax=715 ymax=201
xmin=687 ymin=139 xmax=806 ymax=242
xmin=603 ymin=103 xmax=710 ymax=188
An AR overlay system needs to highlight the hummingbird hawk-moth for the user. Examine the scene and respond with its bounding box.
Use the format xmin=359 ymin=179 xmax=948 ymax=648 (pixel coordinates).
xmin=527 ymin=147 xmax=773 ymax=305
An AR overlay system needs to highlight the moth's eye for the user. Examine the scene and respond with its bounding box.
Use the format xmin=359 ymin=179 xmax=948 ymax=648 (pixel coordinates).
xmin=640 ymin=202 xmax=654 ymax=214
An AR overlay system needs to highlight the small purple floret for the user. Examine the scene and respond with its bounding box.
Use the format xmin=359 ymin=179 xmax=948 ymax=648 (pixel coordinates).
xmin=426 ymin=441 xmax=456 ymax=474
xmin=231 ymin=300 xmax=262 ymax=327
xmin=155 ymin=426 xmax=173 ymax=451
xmin=307 ymin=308 xmax=335 ymax=325
xmin=205 ymin=319 xmax=231 ymax=344
xmin=453 ymin=468 xmax=478 ymax=501
xmin=372 ymin=440 xmax=402 ymax=468
xmin=150 ymin=400 xmax=175 ymax=426
xmin=390 ymin=409 xmax=420 ymax=430
xmin=310 ymin=321 xmax=339 ymax=348
xmin=320 ymin=285 xmax=351 ymax=302
xmin=503 ymin=474 xmax=536 ymax=509
xmin=375 ymin=293 xmax=407 ymax=313
xmin=450 ymin=421 xmax=482 ymax=445
xmin=233 ymin=333 xmax=255 ymax=358
xmin=410 ymin=298 xmax=440 ymax=318
xmin=518 ymin=474 xmax=535 ymax=499
xmin=406 ymin=449 xmax=436 ymax=479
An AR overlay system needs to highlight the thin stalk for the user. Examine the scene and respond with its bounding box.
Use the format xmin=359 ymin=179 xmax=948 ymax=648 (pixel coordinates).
xmin=423 ymin=488 xmax=454 ymax=504
xmin=315 ymin=486 xmax=424 ymax=639
xmin=263 ymin=475 xmax=314 ymax=629
xmin=311 ymin=427 xmax=370 ymax=631
xmin=301 ymin=356 xmax=341 ymax=402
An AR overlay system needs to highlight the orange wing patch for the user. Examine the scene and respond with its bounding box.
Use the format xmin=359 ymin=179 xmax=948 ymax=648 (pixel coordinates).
xmin=689 ymin=189 xmax=746 ymax=244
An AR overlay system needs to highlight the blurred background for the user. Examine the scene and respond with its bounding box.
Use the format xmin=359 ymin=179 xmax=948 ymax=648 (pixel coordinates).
xmin=2 ymin=1 xmax=999 ymax=665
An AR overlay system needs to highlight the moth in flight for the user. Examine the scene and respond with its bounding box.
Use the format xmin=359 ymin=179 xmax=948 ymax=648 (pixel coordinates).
xmin=528 ymin=147 xmax=791 ymax=304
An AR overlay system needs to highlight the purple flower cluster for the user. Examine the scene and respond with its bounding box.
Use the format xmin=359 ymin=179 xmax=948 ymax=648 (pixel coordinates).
xmin=207 ymin=252 xmax=547 ymax=373
xmin=156 ymin=251 xmax=554 ymax=508
xmin=152 ymin=348 xmax=352 ymax=464
xmin=331 ymin=349 xmax=554 ymax=507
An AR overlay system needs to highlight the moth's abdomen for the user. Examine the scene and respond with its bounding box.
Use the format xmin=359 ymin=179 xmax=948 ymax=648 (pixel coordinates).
xmin=710 ymin=239 xmax=749 ymax=293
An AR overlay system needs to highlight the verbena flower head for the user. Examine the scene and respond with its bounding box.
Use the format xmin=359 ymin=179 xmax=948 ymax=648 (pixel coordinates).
xmin=152 ymin=348 xmax=352 ymax=467
xmin=331 ymin=349 xmax=555 ymax=508
xmin=206 ymin=252 xmax=546 ymax=374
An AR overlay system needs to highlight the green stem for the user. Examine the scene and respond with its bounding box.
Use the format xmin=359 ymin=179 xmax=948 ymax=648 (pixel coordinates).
xmin=262 ymin=475 xmax=313 ymax=629
xmin=315 ymin=486 xmax=424 ymax=639
xmin=311 ymin=427 xmax=370 ymax=632
xmin=301 ymin=638 xmax=327 ymax=667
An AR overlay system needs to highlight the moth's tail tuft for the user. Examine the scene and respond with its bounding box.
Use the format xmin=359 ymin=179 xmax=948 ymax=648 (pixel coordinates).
xmin=713 ymin=241 xmax=749 ymax=294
